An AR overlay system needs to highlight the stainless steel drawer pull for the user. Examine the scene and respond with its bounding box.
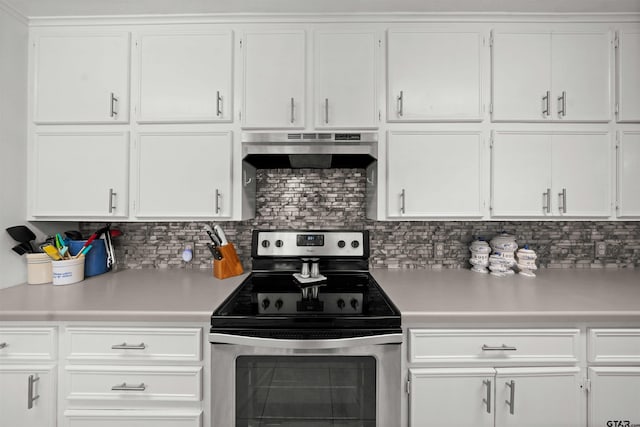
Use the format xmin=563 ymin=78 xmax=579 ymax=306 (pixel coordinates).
xmin=111 ymin=342 xmax=146 ymax=350
xmin=482 ymin=379 xmax=492 ymax=414
xmin=108 ymin=188 xmax=117 ymax=214
xmin=324 ymin=98 xmax=329 ymax=124
xmin=216 ymin=91 xmax=223 ymax=117
xmin=481 ymin=344 xmax=517 ymax=351
xmin=110 ymin=92 xmax=118 ymax=118
xmin=559 ymin=188 xmax=567 ymax=214
xmin=215 ymin=189 xmax=221 ymax=214
xmin=290 ymin=97 xmax=295 ymax=124
xmin=397 ymin=90 xmax=404 ymax=117
xmin=400 ymin=189 xmax=406 ymax=215
xmin=111 ymin=382 xmax=146 ymax=391
xmin=542 ymin=91 xmax=550 ymax=117
xmin=542 ymin=188 xmax=551 ymax=214
xmin=505 ymin=380 xmax=515 ymax=414
xmin=558 ymin=91 xmax=566 ymax=117
xmin=28 ymin=375 xmax=40 ymax=409
xmin=0 ymin=342 xmax=7 ymax=349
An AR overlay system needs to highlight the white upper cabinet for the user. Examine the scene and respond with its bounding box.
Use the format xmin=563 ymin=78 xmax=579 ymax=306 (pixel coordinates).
xmin=387 ymin=29 xmax=483 ymax=121
xmin=491 ymin=29 xmax=611 ymax=122
xmin=33 ymin=32 xmax=130 ymax=124
xmin=616 ymin=30 xmax=640 ymax=122
xmin=241 ymin=30 xmax=306 ymax=129
xmin=135 ymin=132 xmax=232 ymax=218
xmin=617 ymin=131 xmax=640 ymax=218
xmin=387 ymin=131 xmax=483 ymax=218
xmin=314 ymin=30 xmax=378 ymax=129
xmin=136 ymin=31 xmax=233 ymax=123
xmin=491 ymin=131 xmax=611 ymax=218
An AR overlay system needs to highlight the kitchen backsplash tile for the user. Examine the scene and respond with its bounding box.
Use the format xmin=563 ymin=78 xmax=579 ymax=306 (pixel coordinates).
xmin=81 ymin=168 xmax=640 ymax=271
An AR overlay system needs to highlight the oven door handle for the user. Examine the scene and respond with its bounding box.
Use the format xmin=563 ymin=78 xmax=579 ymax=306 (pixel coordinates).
xmin=209 ymin=333 xmax=402 ymax=349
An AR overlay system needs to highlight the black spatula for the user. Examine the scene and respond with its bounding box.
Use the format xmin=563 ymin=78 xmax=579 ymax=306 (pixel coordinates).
xmin=6 ymin=225 xmax=37 ymax=252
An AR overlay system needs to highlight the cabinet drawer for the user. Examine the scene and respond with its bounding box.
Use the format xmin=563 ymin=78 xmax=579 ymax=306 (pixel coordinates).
xmin=589 ymin=328 xmax=640 ymax=363
xmin=409 ymin=329 xmax=580 ymax=364
xmin=65 ymin=365 xmax=201 ymax=402
xmin=65 ymin=327 xmax=201 ymax=362
xmin=65 ymin=409 xmax=201 ymax=427
xmin=0 ymin=327 xmax=56 ymax=361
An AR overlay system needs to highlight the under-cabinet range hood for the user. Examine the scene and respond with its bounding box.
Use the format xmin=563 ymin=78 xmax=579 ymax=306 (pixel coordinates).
xmin=242 ymin=132 xmax=378 ymax=169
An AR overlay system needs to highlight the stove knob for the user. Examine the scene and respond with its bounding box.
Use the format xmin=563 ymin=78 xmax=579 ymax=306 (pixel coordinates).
xmin=261 ymin=298 xmax=270 ymax=310
xmin=275 ymin=240 xmax=284 ymax=248
xmin=337 ymin=240 xmax=346 ymax=248
xmin=261 ymin=240 xmax=270 ymax=248
xmin=351 ymin=240 xmax=360 ymax=249
xmin=350 ymin=298 xmax=359 ymax=310
xmin=337 ymin=298 xmax=345 ymax=309
xmin=275 ymin=299 xmax=283 ymax=310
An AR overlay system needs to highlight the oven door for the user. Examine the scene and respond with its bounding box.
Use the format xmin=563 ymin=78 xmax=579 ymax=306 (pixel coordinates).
xmin=210 ymin=333 xmax=401 ymax=427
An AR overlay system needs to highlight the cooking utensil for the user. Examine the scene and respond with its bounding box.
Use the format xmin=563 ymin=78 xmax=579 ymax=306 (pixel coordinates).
xmin=41 ymin=244 xmax=62 ymax=260
xmin=11 ymin=242 xmax=31 ymax=256
xmin=6 ymin=225 xmax=37 ymax=252
xmin=64 ymin=230 xmax=83 ymax=240
xmin=104 ymin=224 xmax=115 ymax=269
xmin=203 ymin=225 xmax=222 ymax=246
xmin=213 ymin=224 xmax=229 ymax=246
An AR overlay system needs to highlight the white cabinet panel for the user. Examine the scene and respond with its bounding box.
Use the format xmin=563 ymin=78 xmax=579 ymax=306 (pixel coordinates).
xmin=409 ymin=368 xmax=494 ymax=427
xmin=491 ymin=32 xmax=551 ymax=121
xmin=552 ymin=32 xmax=611 ymax=121
xmin=388 ymin=30 xmax=483 ymax=121
xmin=65 ymin=409 xmax=202 ymax=427
xmin=0 ymin=365 xmax=56 ymax=427
xmin=588 ymin=367 xmax=640 ymax=426
xmin=0 ymin=327 xmax=57 ymax=361
xmin=589 ymin=328 xmax=640 ymax=363
xmin=618 ymin=131 xmax=640 ymax=217
xmin=314 ymin=30 xmax=378 ymax=128
xmin=617 ymin=31 xmax=640 ymax=122
xmin=32 ymin=132 xmax=129 ymax=218
xmin=242 ymin=30 xmax=305 ymax=128
xmin=33 ymin=32 xmax=130 ymax=123
xmin=135 ymin=132 xmax=231 ymax=218
xmin=387 ymin=131 xmax=483 ymax=218
xmin=137 ymin=31 xmax=233 ymax=122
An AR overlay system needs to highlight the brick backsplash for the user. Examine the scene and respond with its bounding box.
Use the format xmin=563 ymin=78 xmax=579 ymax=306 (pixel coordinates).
xmin=81 ymin=168 xmax=640 ymax=271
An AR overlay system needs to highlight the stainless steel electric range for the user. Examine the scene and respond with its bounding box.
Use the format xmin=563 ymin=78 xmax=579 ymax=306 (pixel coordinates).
xmin=210 ymin=230 xmax=401 ymax=427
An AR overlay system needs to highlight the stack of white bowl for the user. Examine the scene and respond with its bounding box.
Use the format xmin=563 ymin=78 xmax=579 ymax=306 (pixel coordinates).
xmin=489 ymin=233 xmax=518 ymax=277
xmin=516 ymin=245 xmax=538 ymax=277
xmin=469 ymin=240 xmax=491 ymax=273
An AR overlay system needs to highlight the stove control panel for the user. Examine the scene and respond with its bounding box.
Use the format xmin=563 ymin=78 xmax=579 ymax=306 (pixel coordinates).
xmin=256 ymin=231 xmax=365 ymax=257
xmin=258 ymin=293 xmax=363 ymax=314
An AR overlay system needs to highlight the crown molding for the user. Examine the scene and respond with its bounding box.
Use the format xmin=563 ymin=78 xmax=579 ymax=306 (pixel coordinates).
xmin=0 ymin=0 xmax=28 ymax=24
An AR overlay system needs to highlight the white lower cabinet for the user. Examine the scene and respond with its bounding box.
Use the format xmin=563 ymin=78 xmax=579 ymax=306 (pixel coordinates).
xmin=65 ymin=410 xmax=202 ymax=427
xmin=0 ymin=365 xmax=56 ymax=427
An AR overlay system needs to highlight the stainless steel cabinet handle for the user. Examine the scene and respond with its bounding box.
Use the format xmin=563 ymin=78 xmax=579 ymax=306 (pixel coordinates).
xmin=111 ymin=342 xmax=146 ymax=350
xmin=216 ymin=91 xmax=222 ymax=117
xmin=397 ymin=91 xmax=404 ymax=117
xmin=110 ymin=92 xmax=118 ymax=118
xmin=482 ymin=379 xmax=492 ymax=414
xmin=28 ymin=375 xmax=40 ymax=409
xmin=400 ymin=189 xmax=406 ymax=214
xmin=290 ymin=97 xmax=295 ymax=124
xmin=482 ymin=344 xmax=517 ymax=351
xmin=542 ymin=188 xmax=551 ymax=214
xmin=111 ymin=382 xmax=146 ymax=391
xmin=108 ymin=188 xmax=117 ymax=214
xmin=324 ymin=98 xmax=329 ymax=124
xmin=0 ymin=342 xmax=7 ymax=349
xmin=542 ymin=91 xmax=550 ymax=117
xmin=215 ymin=189 xmax=221 ymax=214
xmin=505 ymin=380 xmax=515 ymax=415
xmin=559 ymin=188 xmax=567 ymax=214
xmin=558 ymin=91 xmax=566 ymax=117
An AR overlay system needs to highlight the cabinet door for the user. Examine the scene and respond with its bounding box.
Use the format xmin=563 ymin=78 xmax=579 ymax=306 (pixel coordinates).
xmin=618 ymin=131 xmax=640 ymax=217
xmin=34 ymin=33 xmax=130 ymax=123
xmin=136 ymin=132 xmax=231 ymax=218
xmin=0 ymin=366 xmax=55 ymax=427
xmin=490 ymin=132 xmax=552 ymax=217
xmin=495 ymin=367 xmax=583 ymax=427
xmin=32 ymin=132 xmax=129 ymax=218
xmin=409 ymin=368 xmax=495 ymax=427
xmin=617 ymin=31 xmax=640 ymax=122
xmin=491 ymin=32 xmax=551 ymax=121
xmin=242 ymin=30 xmax=305 ymax=128
xmin=388 ymin=30 xmax=482 ymax=121
xmin=551 ymin=132 xmax=611 ymax=217
xmin=387 ymin=132 xmax=483 ymax=218
xmin=137 ymin=31 xmax=233 ymax=122
xmin=552 ymin=32 xmax=611 ymax=121
xmin=314 ymin=30 xmax=378 ymax=128
xmin=588 ymin=367 xmax=640 ymax=427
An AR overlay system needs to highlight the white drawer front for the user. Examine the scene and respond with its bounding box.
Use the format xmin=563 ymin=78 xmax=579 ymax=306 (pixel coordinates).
xmin=66 ymin=365 xmax=202 ymax=402
xmin=589 ymin=328 xmax=640 ymax=363
xmin=65 ymin=327 xmax=201 ymax=362
xmin=65 ymin=409 xmax=201 ymax=427
xmin=409 ymin=329 xmax=580 ymax=364
xmin=0 ymin=327 xmax=57 ymax=361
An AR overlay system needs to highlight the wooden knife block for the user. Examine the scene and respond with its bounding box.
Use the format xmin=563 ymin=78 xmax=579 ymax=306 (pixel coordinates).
xmin=213 ymin=243 xmax=244 ymax=279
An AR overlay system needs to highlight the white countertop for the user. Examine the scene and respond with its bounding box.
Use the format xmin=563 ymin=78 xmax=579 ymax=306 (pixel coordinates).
xmin=0 ymin=268 xmax=638 ymax=323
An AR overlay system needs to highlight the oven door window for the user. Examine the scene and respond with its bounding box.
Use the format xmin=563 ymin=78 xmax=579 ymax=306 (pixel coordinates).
xmin=236 ymin=356 xmax=376 ymax=427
